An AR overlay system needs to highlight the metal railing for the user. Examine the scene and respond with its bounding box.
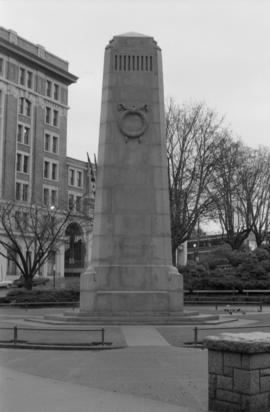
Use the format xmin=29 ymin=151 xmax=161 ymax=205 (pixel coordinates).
xmin=185 ymin=299 xmax=264 ymax=312
xmin=0 ymin=325 xmax=105 ymax=346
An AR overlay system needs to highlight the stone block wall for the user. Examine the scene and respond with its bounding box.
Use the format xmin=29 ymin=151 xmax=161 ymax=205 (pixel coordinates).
xmin=205 ymin=333 xmax=270 ymax=412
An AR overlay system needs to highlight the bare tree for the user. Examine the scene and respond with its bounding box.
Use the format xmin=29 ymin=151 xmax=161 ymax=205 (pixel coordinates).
xmin=0 ymin=202 xmax=71 ymax=289
xmin=249 ymin=148 xmax=270 ymax=246
xmin=208 ymin=135 xmax=254 ymax=249
xmin=166 ymin=99 xmax=224 ymax=264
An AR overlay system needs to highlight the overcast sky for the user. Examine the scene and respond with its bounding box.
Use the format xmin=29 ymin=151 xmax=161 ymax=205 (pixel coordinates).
xmin=2 ymin=0 xmax=270 ymax=161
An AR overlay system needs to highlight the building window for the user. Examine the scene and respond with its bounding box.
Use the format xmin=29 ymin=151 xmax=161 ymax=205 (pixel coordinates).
xmin=25 ymin=99 xmax=31 ymax=116
xmin=77 ymin=171 xmax=82 ymax=187
xmin=53 ymin=110 xmax=58 ymax=127
xmin=44 ymin=132 xmax=59 ymax=154
xmin=17 ymin=124 xmax=30 ymax=145
xmin=51 ymin=163 xmax=58 ymax=180
xmin=16 ymin=153 xmax=22 ymax=171
xmin=46 ymin=80 xmax=52 ymax=97
xmin=14 ymin=210 xmax=21 ymax=230
xmin=23 ymin=156 xmax=29 ymax=173
xmin=16 ymin=182 xmax=29 ymax=202
xmin=16 ymin=153 xmax=29 ymax=173
xmin=68 ymin=193 xmax=82 ymax=212
xmin=19 ymin=98 xmax=24 ymax=114
xmin=51 ymin=189 xmax=57 ymax=206
xmin=52 ymin=136 xmax=58 ymax=154
xmin=22 ymin=184 xmax=28 ymax=201
xmin=53 ymin=84 xmax=59 ymax=100
xmin=43 ymin=186 xmax=58 ymax=207
xmin=45 ymin=107 xmax=51 ymax=124
xmin=27 ymin=71 xmax=33 ymax=89
xmin=44 ymin=133 xmax=50 ymax=151
xmin=19 ymin=98 xmax=31 ymax=117
xmin=17 ymin=125 xmax=23 ymax=143
xmin=68 ymin=168 xmax=83 ymax=188
xmin=15 ymin=211 xmax=28 ymax=231
xmin=0 ymin=57 xmax=4 ymax=76
xmin=0 ymin=90 xmax=2 ymax=116
xmin=44 ymin=160 xmax=58 ymax=181
xmin=68 ymin=193 xmax=74 ymax=210
xmin=19 ymin=68 xmax=25 ymax=85
xmin=69 ymin=168 xmax=75 ymax=186
xmin=76 ymin=195 xmax=82 ymax=212
xmin=15 ymin=182 xmax=21 ymax=200
xmin=45 ymin=107 xmax=58 ymax=127
xmin=23 ymin=126 xmax=30 ymax=145
xmin=43 ymin=188 xmax=49 ymax=205
xmin=19 ymin=68 xmax=33 ymax=88
xmin=44 ymin=161 xmax=50 ymax=179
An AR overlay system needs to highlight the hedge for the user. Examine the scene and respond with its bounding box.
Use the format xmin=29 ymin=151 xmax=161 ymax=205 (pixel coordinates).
xmin=1 ymin=289 xmax=79 ymax=304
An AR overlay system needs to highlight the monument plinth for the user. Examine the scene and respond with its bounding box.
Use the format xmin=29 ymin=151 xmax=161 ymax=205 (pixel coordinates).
xmin=80 ymin=32 xmax=183 ymax=320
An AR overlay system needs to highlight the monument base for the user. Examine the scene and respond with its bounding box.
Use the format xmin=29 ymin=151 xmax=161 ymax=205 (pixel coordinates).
xmin=44 ymin=310 xmax=219 ymax=325
xmin=79 ymin=264 xmax=183 ymax=314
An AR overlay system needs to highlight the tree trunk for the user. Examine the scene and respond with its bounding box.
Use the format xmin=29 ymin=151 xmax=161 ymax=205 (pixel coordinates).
xmin=24 ymin=276 xmax=32 ymax=290
xmin=171 ymin=242 xmax=177 ymax=266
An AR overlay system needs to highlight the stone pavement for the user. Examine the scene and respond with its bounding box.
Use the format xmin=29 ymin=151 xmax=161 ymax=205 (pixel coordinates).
xmin=0 ymin=333 xmax=208 ymax=412
xmin=0 ymin=307 xmax=267 ymax=412
xmin=0 ymin=363 xmax=204 ymax=412
xmin=122 ymin=325 xmax=170 ymax=346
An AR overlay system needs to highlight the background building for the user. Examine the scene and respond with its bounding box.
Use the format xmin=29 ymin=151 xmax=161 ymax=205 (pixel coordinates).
xmin=0 ymin=27 xmax=95 ymax=285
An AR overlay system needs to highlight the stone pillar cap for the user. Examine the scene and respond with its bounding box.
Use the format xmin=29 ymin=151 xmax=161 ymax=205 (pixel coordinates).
xmin=204 ymin=332 xmax=270 ymax=353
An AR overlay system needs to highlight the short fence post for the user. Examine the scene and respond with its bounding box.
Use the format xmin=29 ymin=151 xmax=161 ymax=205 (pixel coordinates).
xmin=13 ymin=326 xmax=18 ymax=344
xmin=101 ymin=328 xmax=105 ymax=345
xmin=194 ymin=326 xmax=198 ymax=345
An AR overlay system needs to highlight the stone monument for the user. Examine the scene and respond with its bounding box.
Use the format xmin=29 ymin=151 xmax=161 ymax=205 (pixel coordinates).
xmin=80 ymin=32 xmax=184 ymax=323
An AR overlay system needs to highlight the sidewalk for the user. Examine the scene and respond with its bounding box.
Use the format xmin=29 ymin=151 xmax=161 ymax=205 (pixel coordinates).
xmin=122 ymin=326 xmax=170 ymax=346
xmin=0 ymin=344 xmax=208 ymax=412
xmin=0 ymin=307 xmax=265 ymax=412
xmin=0 ymin=365 xmax=204 ymax=412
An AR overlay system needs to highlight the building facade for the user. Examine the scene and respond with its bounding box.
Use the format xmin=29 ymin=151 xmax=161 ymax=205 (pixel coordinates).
xmin=0 ymin=27 xmax=94 ymax=284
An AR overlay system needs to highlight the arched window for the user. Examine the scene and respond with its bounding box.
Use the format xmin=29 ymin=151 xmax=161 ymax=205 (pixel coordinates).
xmin=65 ymin=222 xmax=85 ymax=268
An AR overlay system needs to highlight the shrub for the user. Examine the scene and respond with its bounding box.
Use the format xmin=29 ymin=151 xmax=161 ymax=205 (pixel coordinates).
xmin=208 ymin=257 xmax=229 ymax=270
xmin=182 ymin=244 xmax=270 ymax=291
xmin=262 ymin=259 xmax=270 ymax=271
xmin=5 ymin=289 xmax=79 ymax=304
xmin=254 ymin=247 xmax=270 ymax=261
xmin=224 ymin=249 xmax=250 ymax=267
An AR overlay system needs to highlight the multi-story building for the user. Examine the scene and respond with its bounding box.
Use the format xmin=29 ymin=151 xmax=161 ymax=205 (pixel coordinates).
xmin=0 ymin=27 xmax=95 ymax=284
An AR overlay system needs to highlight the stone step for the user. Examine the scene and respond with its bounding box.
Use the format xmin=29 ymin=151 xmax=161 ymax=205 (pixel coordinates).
xmin=63 ymin=310 xmax=199 ymax=317
xmin=43 ymin=313 xmax=219 ymax=325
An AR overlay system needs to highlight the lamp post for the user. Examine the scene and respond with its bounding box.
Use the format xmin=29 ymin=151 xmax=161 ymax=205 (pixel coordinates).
xmin=53 ymin=264 xmax=56 ymax=288
xmin=49 ymin=205 xmax=56 ymax=288
xmin=193 ymin=243 xmax=197 ymax=261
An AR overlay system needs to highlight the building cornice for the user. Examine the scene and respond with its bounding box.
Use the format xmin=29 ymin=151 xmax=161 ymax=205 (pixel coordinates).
xmin=0 ymin=38 xmax=78 ymax=85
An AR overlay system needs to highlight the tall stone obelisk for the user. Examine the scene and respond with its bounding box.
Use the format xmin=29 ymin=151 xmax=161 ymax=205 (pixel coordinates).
xmin=80 ymin=32 xmax=183 ymax=322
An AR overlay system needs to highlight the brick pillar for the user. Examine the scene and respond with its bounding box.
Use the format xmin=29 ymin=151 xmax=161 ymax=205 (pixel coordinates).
xmin=205 ymin=332 xmax=270 ymax=412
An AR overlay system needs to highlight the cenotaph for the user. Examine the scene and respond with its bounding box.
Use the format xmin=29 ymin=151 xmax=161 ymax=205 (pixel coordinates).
xmin=80 ymin=32 xmax=184 ymax=322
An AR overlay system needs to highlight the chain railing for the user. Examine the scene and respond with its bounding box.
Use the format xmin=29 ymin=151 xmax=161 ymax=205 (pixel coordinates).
xmin=0 ymin=325 xmax=105 ymax=346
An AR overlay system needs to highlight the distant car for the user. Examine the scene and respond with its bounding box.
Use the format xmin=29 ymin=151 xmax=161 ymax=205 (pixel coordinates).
xmin=11 ymin=276 xmax=50 ymax=288
xmin=0 ymin=280 xmax=13 ymax=288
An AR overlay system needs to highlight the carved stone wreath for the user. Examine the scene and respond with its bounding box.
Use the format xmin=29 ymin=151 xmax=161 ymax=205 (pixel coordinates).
xmin=117 ymin=104 xmax=149 ymax=141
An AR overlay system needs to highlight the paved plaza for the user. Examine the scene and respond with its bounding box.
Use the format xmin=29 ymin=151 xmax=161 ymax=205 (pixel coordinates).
xmin=1 ymin=306 xmax=270 ymax=411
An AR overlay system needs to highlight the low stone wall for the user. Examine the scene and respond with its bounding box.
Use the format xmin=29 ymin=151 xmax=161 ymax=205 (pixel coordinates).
xmin=204 ymin=332 xmax=270 ymax=412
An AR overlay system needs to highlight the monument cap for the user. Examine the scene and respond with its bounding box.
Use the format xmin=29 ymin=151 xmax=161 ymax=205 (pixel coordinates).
xmin=117 ymin=31 xmax=151 ymax=38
